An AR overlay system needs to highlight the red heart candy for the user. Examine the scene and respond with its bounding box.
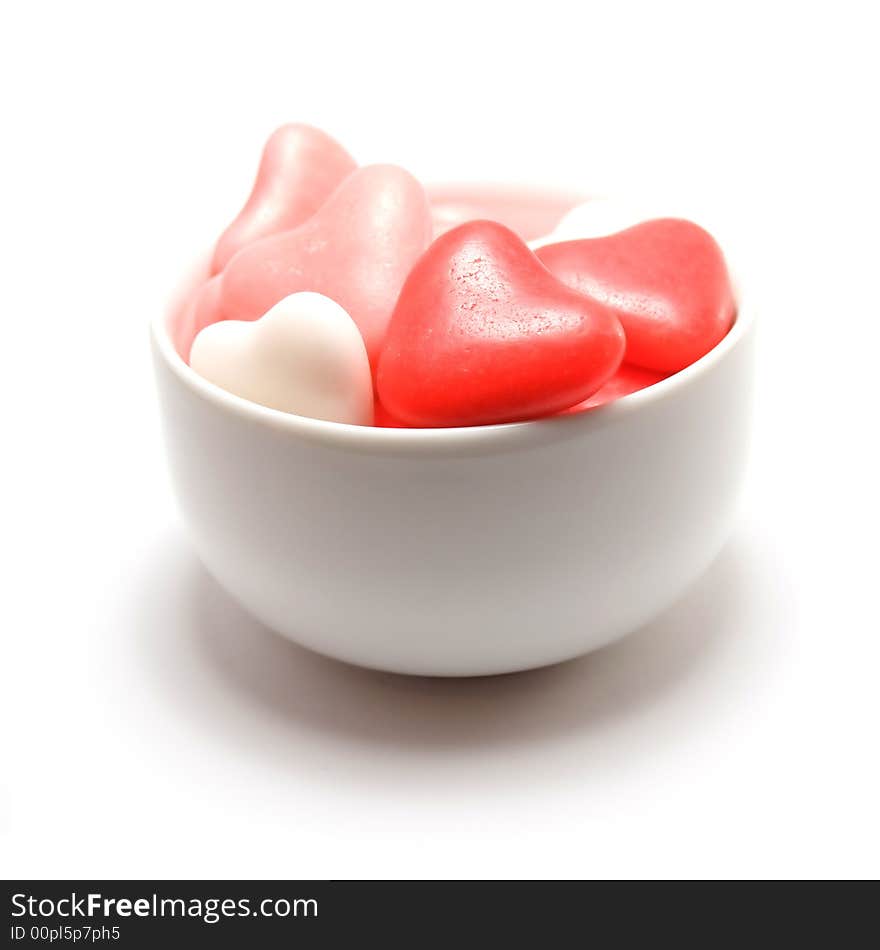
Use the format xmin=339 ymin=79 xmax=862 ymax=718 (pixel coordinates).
xmin=215 ymin=164 xmax=432 ymax=367
xmin=536 ymin=219 xmax=735 ymax=374
xmin=565 ymin=363 xmax=667 ymax=413
xmin=377 ymin=221 xmax=626 ymax=427
xmin=210 ymin=124 xmax=356 ymax=274
xmin=373 ymin=398 xmax=407 ymax=428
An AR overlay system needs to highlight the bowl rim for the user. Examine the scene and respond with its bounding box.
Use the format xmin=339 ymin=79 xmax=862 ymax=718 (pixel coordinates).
xmin=152 ymin=250 xmax=752 ymax=454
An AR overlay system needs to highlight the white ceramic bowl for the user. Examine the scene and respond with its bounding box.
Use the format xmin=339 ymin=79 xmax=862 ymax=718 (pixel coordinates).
xmin=152 ymin=243 xmax=754 ymax=677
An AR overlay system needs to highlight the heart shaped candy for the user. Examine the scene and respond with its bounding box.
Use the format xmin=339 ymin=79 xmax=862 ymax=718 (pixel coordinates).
xmin=373 ymin=399 xmax=407 ymax=428
xmin=215 ymin=164 xmax=433 ymax=367
xmin=175 ymin=275 xmax=222 ymax=361
xmin=428 ymin=183 xmax=580 ymax=241
xmin=210 ymin=124 xmax=356 ymax=274
xmin=377 ymin=221 xmax=626 ymax=427
xmin=536 ymin=217 xmax=735 ymax=374
xmin=565 ymin=363 xmax=667 ymax=413
xmin=530 ymin=197 xmax=666 ymax=247
xmin=190 ymin=292 xmax=373 ymax=426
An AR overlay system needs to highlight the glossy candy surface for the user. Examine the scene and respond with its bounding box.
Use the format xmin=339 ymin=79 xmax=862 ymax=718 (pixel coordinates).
xmin=537 ymin=219 xmax=735 ymax=374
xmin=215 ymin=164 xmax=433 ymax=367
xmin=377 ymin=221 xmax=626 ymax=427
xmin=210 ymin=124 xmax=356 ymax=274
xmin=190 ymin=292 xmax=373 ymax=426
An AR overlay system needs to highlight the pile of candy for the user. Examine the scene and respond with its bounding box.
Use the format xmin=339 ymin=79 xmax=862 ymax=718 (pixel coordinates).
xmin=182 ymin=124 xmax=735 ymax=427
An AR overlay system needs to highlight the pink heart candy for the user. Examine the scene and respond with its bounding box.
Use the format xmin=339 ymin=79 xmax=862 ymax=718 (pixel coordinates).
xmin=176 ymin=275 xmax=222 ymax=360
xmin=428 ymin=183 xmax=581 ymax=241
xmin=210 ymin=124 xmax=356 ymax=274
xmin=215 ymin=164 xmax=433 ymax=366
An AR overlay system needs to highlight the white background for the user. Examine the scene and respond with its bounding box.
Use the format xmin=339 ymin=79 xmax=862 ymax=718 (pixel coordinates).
xmin=2 ymin=0 xmax=878 ymax=879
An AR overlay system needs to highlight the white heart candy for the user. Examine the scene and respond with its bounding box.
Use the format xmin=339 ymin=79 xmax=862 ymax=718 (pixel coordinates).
xmin=190 ymin=292 xmax=374 ymax=426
